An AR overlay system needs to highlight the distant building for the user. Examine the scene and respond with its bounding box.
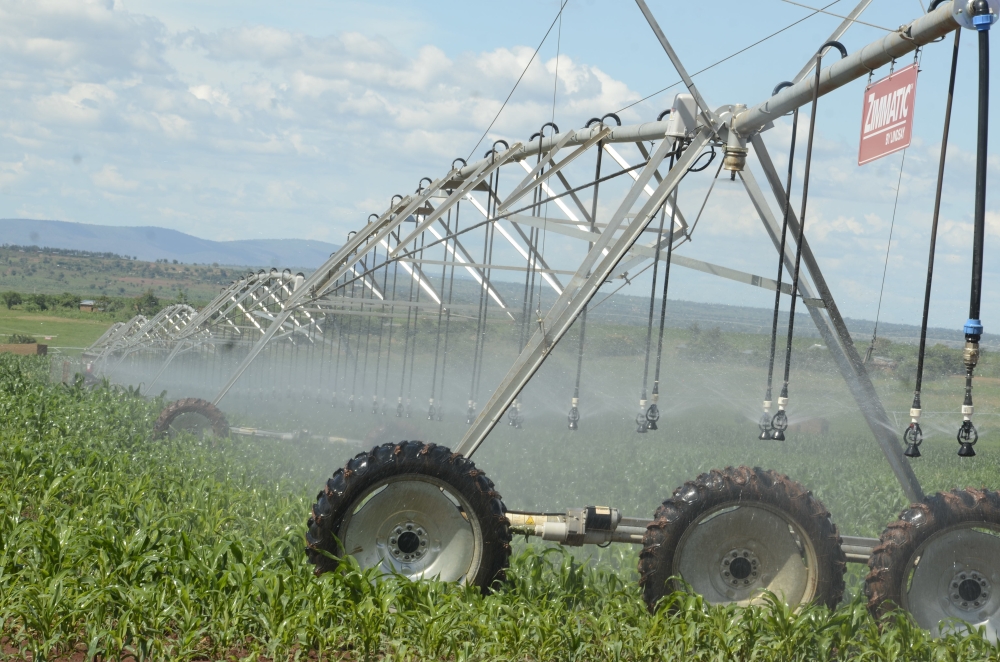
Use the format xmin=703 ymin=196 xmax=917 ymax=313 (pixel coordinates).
xmin=79 ymin=299 xmax=96 ymax=312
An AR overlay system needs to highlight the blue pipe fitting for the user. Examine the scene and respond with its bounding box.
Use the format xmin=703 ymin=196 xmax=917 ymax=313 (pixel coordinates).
xmin=964 ymin=318 xmax=984 ymax=336
xmin=973 ymin=13 xmax=994 ymax=30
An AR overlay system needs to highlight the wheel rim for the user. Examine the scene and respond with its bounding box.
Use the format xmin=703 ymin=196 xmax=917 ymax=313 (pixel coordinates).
xmin=673 ymin=504 xmax=819 ymax=606
xmin=902 ymin=524 xmax=1000 ymax=639
xmin=340 ymin=474 xmax=483 ymax=583
xmin=166 ymin=412 xmax=215 ymax=439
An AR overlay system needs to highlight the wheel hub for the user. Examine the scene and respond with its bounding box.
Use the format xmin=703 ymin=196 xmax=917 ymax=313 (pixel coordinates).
xmin=720 ymin=548 xmax=760 ymax=588
xmin=950 ymin=570 xmax=991 ymax=611
xmin=388 ymin=521 xmax=429 ymax=562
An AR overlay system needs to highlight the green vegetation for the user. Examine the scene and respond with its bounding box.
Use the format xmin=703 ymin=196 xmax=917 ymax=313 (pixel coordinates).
xmin=0 ymin=244 xmax=248 ymax=302
xmin=3 ymin=353 xmax=1000 ymax=660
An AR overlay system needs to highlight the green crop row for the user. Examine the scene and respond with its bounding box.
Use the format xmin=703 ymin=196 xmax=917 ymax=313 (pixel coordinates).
xmin=1 ymin=354 xmax=999 ymax=660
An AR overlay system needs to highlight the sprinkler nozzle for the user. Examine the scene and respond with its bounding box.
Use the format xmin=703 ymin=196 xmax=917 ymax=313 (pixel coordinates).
xmin=770 ymin=409 xmax=788 ymax=441
xmin=566 ymin=406 xmax=580 ymax=432
xmin=635 ymin=411 xmax=648 ymax=433
xmin=957 ymin=420 xmax=978 ymax=457
xmin=348 ymin=394 xmax=355 ymax=412
xmin=645 ymin=404 xmax=659 ymax=431
xmin=758 ymin=413 xmax=772 ymax=440
xmin=903 ymin=422 xmax=923 ymax=458
xmin=405 ymin=399 xmax=412 ymax=418
xmin=427 ymin=404 xmax=436 ymax=420
xmin=372 ymin=396 xmax=378 ymax=415
xmin=467 ymin=401 xmax=476 ymax=425
xmin=331 ymin=394 xmax=338 ymax=409
xmin=758 ymin=400 xmax=772 ymax=440
xmin=395 ymin=397 xmax=403 ymax=418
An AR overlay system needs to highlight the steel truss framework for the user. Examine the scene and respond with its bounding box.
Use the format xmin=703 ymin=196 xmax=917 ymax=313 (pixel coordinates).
xmin=84 ymin=2 xmax=967 ymax=506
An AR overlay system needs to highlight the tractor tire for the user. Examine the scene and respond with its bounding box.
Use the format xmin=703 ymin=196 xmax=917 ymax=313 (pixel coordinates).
xmin=152 ymin=398 xmax=230 ymax=440
xmin=306 ymin=440 xmax=511 ymax=593
xmin=639 ymin=466 xmax=846 ymax=612
xmin=865 ymin=489 xmax=1000 ymax=639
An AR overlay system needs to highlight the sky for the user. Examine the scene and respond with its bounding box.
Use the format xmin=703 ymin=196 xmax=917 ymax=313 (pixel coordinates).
xmin=0 ymin=0 xmax=998 ymax=331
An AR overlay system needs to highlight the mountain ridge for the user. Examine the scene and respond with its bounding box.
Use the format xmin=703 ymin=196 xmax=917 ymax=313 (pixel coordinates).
xmin=0 ymin=218 xmax=338 ymax=269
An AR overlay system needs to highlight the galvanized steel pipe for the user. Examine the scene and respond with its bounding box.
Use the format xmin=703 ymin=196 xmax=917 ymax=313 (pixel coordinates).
xmin=733 ymin=1 xmax=959 ymax=136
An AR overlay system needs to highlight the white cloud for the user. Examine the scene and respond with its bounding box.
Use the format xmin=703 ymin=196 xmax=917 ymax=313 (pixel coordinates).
xmin=91 ymin=165 xmax=138 ymax=191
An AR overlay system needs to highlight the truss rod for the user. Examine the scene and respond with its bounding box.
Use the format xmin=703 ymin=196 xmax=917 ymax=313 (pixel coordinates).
xmin=456 ymin=129 xmax=710 ymax=457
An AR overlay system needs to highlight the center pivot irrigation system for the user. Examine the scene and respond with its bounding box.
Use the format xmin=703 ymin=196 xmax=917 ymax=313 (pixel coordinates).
xmin=81 ymin=0 xmax=999 ymax=638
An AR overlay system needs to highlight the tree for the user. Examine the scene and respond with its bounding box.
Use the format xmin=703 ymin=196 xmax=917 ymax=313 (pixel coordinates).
xmin=134 ymin=289 xmax=160 ymax=315
xmin=1 ymin=291 xmax=21 ymax=309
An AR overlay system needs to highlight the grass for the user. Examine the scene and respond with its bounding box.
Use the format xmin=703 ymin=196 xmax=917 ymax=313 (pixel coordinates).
xmin=0 ymin=308 xmax=117 ymax=353
xmin=4 ymin=352 xmax=1000 ymax=660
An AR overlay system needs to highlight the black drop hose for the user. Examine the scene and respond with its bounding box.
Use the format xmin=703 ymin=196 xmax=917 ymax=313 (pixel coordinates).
xmin=957 ymin=3 xmax=993 ymax=457
xmin=904 ymin=30 xmax=961 ymax=458
xmin=968 ymin=20 xmax=990 ymax=328
xmin=760 ymin=106 xmax=799 ymax=438
xmin=772 ymin=49 xmax=825 ymax=437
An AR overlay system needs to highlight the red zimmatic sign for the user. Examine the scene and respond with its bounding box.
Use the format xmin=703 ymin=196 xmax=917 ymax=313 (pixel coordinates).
xmin=858 ymin=63 xmax=918 ymax=166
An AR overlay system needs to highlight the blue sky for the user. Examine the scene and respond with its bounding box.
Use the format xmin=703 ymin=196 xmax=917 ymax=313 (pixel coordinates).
xmin=0 ymin=0 xmax=997 ymax=330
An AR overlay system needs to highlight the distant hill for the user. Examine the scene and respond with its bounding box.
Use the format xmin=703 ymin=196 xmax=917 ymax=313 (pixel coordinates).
xmin=0 ymin=219 xmax=338 ymax=269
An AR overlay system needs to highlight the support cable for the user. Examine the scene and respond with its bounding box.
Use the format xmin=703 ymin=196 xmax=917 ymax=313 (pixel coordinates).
xmin=465 ymin=0 xmax=569 ymax=161
xmin=865 ymin=148 xmax=907 ymax=366
xmin=904 ymin=30 xmax=960 ymax=458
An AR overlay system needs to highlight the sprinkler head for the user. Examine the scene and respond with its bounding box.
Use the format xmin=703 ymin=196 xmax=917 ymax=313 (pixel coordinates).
xmin=467 ymin=404 xmax=476 ymax=425
xmin=567 ymin=405 xmax=580 ymax=431
xmin=635 ymin=411 xmax=648 ymax=434
xmin=331 ymin=394 xmax=338 ymax=409
xmin=645 ymin=404 xmax=660 ymax=431
xmin=957 ymin=420 xmax=978 ymax=457
xmin=758 ymin=412 xmax=771 ymax=440
xmin=348 ymin=395 xmax=355 ymax=412
xmin=396 ymin=401 xmax=404 ymax=418
xmin=770 ymin=410 xmax=788 ymax=441
xmin=903 ymin=422 xmax=922 ymax=458
xmin=436 ymin=408 xmax=443 ymax=422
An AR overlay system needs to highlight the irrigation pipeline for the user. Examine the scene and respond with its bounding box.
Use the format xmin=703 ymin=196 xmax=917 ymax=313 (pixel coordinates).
xmin=904 ymin=31 xmax=961 ymax=459
xmin=770 ymin=42 xmax=846 ymax=440
xmin=956 ymin=2 xmax=993 ymax=458
xmin=759 ymin=81 xmax=799 ymax=441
